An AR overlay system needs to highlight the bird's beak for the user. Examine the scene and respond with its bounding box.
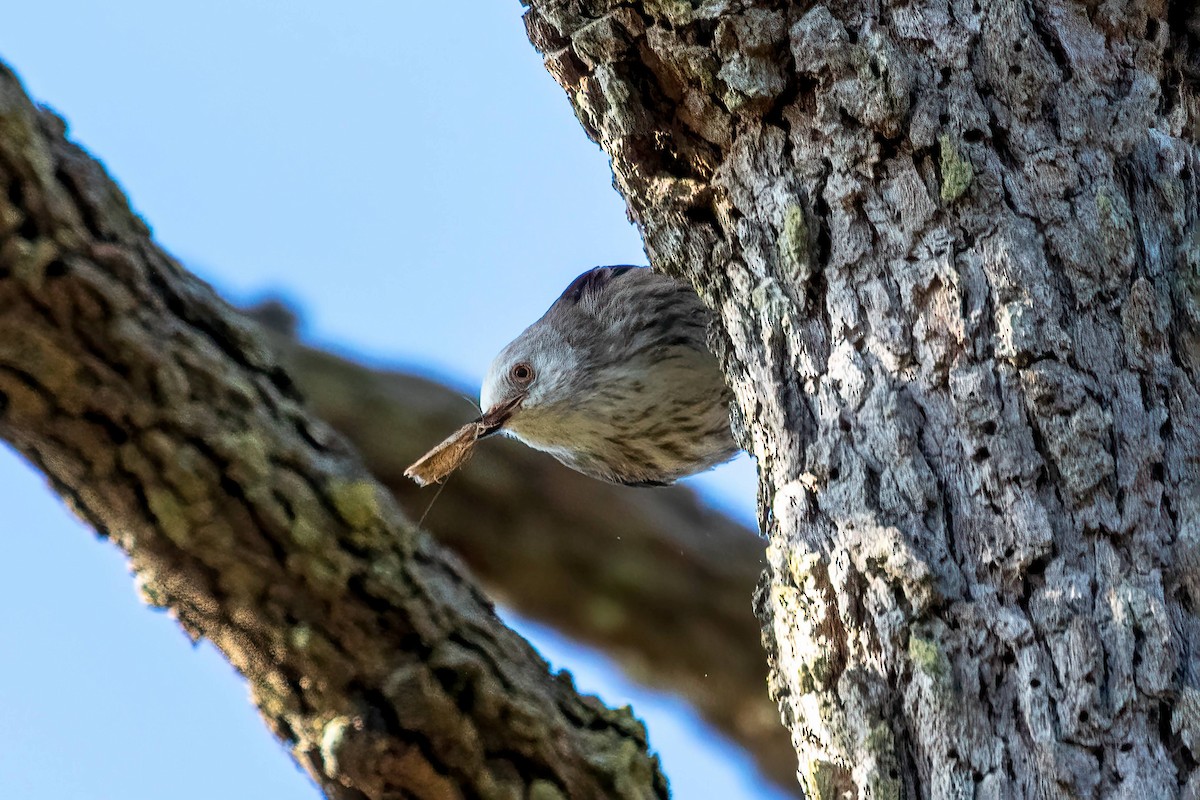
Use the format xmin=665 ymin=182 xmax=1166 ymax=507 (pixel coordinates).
xmin=477 ymin=394 xmax=524 ymax=439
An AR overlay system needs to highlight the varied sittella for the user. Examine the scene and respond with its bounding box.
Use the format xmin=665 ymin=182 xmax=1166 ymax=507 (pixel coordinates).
xmin=407 ymin=266 xmax=737 ymax=487
xmin=476 ymin=265 xmax=738 ymax=485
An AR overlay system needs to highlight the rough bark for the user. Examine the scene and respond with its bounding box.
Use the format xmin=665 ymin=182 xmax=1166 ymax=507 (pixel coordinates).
xmin=0 ymin=61 xmax=671 ymax=800
xmin=524 ymin=0 xmax=1200 ymax=796
xmin=253 ymin=308 xmax=796 ymax=793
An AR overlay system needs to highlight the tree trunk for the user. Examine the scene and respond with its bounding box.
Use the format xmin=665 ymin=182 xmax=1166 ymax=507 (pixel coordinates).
xmin=524 ymin=0 xmax=1199 ymax=796
xmin=0 ymin=62 xmax=670 ymax=800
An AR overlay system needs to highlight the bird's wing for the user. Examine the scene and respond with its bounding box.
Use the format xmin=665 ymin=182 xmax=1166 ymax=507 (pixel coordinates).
xmin=553 ymin=265 xmax=690 ymax=319
xmin=554 ymin=265 xmax=641 ymax=312
xmin=548 ymin=265 xmax=706 ymax=349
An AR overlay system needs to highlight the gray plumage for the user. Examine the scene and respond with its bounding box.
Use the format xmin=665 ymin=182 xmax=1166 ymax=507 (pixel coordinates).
xmin=479 ymin=266 xmax=738 ymax=485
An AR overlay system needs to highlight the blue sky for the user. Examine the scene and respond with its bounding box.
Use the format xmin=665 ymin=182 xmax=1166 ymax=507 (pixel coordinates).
xmin=0 ymin=3 xmax=777 ymax=798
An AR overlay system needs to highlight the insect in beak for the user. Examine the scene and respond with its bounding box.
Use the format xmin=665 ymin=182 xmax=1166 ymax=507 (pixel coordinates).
xmin=477 ymin=394 xmax=524 ymax=439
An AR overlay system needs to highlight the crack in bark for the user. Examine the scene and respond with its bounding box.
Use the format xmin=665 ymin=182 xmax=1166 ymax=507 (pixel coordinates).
xmin=525 ymin=0 xmax=1200 ymax=796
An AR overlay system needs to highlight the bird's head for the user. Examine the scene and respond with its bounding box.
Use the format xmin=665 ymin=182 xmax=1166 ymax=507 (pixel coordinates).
xmin=477 ymin=320 xmax=585 ymax=442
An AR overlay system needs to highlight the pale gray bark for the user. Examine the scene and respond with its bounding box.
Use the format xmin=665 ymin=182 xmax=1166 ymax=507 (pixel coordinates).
xmin=524 ymin=0 xmax=1200 ymax=796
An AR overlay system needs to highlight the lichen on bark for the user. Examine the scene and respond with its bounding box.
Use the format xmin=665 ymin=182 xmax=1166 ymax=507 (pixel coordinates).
xmin=524 ymin=0 xmax=1200 ymax=795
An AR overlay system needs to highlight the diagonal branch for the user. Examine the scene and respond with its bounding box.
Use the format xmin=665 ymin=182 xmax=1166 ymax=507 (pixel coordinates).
xmin=0 ymin=60 xmax=667 ymax=800
xmin=255 ymin=316 xmax=797 ymax=794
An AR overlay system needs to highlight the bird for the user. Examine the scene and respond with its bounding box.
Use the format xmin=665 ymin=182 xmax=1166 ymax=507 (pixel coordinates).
xmin=477 ymin=265 xmax=738 ymax=486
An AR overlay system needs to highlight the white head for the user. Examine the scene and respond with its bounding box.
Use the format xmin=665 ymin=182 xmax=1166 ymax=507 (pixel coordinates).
xmin=478 ymin=318 xmax=587 ymax=444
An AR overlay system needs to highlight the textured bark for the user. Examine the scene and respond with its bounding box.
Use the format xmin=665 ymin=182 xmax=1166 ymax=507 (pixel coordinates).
xmin=0 ymin=62 xmax=670 ymax=800
xmin=524 ymin=0 xmax=1200 ymax=797
xmin=254 ymin=309 xmax=796 ymax=793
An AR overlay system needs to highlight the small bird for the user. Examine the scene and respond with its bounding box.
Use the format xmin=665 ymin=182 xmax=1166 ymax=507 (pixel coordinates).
xmin=476 ymin=265 xmax=738 ymax=485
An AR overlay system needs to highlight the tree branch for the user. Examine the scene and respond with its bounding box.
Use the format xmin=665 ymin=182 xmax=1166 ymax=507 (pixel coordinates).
xmin=251 ymin=306 xmax=798 ymax=794
xmin=0 ymin=60 xmax=668 ymax=800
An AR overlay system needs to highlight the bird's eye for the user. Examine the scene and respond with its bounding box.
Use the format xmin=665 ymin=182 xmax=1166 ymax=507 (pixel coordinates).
xmin=510 ymin=362 xmax=534 ymax=384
